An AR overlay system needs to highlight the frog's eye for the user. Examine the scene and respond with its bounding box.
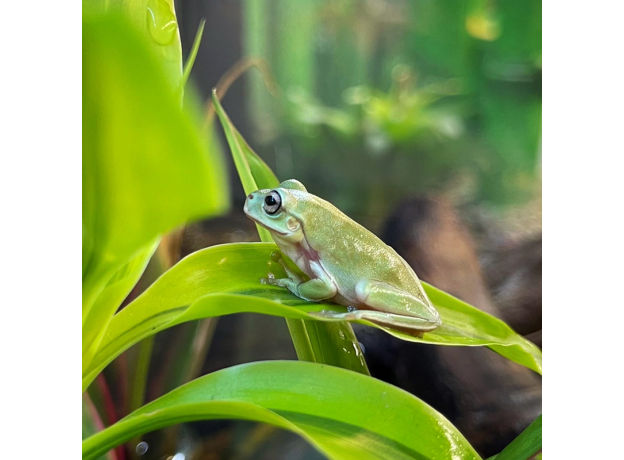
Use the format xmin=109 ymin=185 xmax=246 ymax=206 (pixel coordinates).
xmin=263 ymin=191 xmax=282 ymax=215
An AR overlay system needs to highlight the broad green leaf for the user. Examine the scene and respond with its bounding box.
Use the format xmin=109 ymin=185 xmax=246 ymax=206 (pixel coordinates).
xmin=83 ymin=242 xmax=541 ymax=391
xmin=82 ymin=361 xmax=481 ymax=460
xmin=493 ymin=414 xmax=541 ymax=460
xmin=211 ymin=92 xmax=369 ymax=375
xmin=82 ymin=13 xmax=228 ymax=344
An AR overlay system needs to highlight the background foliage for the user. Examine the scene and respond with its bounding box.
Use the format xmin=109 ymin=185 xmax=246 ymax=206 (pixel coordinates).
xmin=244 ymin=0 xmax=541 ymax=220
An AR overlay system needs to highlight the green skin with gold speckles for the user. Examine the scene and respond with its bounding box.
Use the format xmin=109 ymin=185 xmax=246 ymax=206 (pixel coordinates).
xmin=243 ymin=179 xmax=442 ymax=333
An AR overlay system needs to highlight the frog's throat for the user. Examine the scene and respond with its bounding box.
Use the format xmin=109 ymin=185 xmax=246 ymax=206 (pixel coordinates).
xmin=289 ymin=229 xmax=322 ymax=272
xmin=299 ymin=229 xmax=321 ymax=264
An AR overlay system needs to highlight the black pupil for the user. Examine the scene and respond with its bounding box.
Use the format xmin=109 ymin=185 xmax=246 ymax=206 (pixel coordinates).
xmin=265 ymin=195 xmax=277 ymax=206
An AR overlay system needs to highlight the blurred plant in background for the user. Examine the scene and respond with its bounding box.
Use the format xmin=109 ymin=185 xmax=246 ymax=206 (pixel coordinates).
xmin=282 ymin=71 xmax=471 ymax=217
xmin=244 ymin=0 xmax=541 ymax=222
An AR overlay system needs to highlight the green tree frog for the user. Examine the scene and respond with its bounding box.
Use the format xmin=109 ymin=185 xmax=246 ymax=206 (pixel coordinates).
xmin=244 ymin=179 xmax=442 ymax=333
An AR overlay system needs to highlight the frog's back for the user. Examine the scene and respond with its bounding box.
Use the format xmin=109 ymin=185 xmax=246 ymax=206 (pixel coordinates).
xmin=292 ymin=194 xmax=426 ymax=301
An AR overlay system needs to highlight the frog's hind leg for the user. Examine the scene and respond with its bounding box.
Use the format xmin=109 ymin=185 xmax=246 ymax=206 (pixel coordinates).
xmin=306 ymin=279 xmax=441 ymax=333
xmin=352 ymin=279 xmax=441 ymax=332
xmin=309 ymin=310 xmax=428 ymax=337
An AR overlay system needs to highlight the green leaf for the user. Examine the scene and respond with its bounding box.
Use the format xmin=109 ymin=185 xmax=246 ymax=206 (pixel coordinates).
xmin=420 ymin=283 xmax=542 ymax=374
xmin=83 ymin=242 xmax=541 ymax=391
xmin=82 ymin=12 xmax=228 ymax=349
xmin=493 ymin=414 xmax=541 ymax=460
xmin=84 ymin=0 xmax=183 ymax=85
xmin=180 ymin=18 xmax=206 ymax=89
xmin=211 ymin=89 xmax=277 ymax=240
xmin=234 ymin=130 xmax=281 ymax=193
xmin=211 ymin=91 xmax=369 ymax=375
xmin=82 ymin=361 xmax=482 ymax=460
xmin=82 ymin=240 xmax=158 ymax=372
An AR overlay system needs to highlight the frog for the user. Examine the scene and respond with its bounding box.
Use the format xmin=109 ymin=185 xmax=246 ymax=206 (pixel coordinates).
xmin=243 ymin=179 xmax=442 ymax=333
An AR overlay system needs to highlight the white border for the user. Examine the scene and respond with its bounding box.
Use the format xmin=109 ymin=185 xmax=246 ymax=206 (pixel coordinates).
xmin=544 ymin=1 xmax=623 ymax=457
xmin=0 ymin=1 xmax=79 ymax=457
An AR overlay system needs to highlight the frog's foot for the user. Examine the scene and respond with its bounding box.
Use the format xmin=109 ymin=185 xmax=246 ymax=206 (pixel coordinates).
xmin=261 ymin=265 xmax=304 ymax=292
xmin=261 ymin=275 xmax=308 ymax=304
xmin=262 ymin=252 xmax=304 ymax=288
xmin=267 ymin=251 xmax=303 ymax=282
xmin=261 ymin=273 xmax=301 ymax=289
xmin=353 ymin=280 xmax=442 ymax=332
xmin=262 ymin=260 xmax=337 ymax=303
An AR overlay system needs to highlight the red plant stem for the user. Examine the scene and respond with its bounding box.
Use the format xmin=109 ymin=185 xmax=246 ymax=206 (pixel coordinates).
xmin=96 ymin=374 xmax=127 ymax=460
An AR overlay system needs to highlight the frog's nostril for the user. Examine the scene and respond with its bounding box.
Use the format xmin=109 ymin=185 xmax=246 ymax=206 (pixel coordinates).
xmin=248 ymin=194 xmax=255 ymax=200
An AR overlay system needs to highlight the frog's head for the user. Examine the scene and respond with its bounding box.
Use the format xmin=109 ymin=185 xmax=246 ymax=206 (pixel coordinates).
xmin=243 ymin=179 xmax=308 ymax=243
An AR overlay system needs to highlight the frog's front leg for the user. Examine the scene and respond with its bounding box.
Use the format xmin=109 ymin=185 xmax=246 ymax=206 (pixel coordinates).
xmin=312 ymin=280 xmax=441 ymax=333
xmin=264 ymin=259 xmax=337 ymax=302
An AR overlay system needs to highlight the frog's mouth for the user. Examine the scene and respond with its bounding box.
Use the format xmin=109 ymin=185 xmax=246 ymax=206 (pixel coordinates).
xmin=244 ymin=213 xmax=288 ymax=236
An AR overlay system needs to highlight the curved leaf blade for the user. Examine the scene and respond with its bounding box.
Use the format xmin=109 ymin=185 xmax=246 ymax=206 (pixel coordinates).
xmin=82 ymin=239 xmax=159 ymax=372
xmin=82 ymin=361 xmax=481 ymax=460
xmin=211 ymin=89 xmax=276 ymax=241
xmin=83 ymin=243 xmax=541 ymax=391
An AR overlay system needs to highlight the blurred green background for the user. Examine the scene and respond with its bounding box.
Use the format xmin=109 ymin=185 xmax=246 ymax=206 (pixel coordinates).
xmin=179 ymin=0 xmax=541 ymax=230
